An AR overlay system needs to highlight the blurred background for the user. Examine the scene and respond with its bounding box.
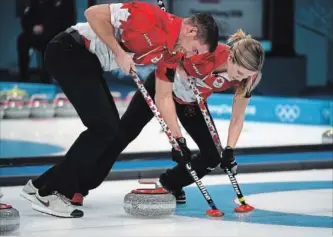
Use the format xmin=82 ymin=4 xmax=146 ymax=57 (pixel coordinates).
xmin=0 ymin=0 xmax=332 ymax=186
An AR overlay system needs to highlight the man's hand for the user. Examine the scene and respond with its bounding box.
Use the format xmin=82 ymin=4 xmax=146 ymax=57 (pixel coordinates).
xmin=114 ymin=50 xmax=136 ymax=75
xmin=220 ymin=146 xmax=238 ymax=175
xmin=171 ymin=137 xmax=192 ymax=165
xmin=33 ymin=25 xmax=43 ymax=35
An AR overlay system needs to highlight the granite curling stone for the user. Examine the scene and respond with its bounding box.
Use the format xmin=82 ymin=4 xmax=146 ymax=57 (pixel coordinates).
xmin=0 ymin=204 xmax=20 ymax=234
xmin=322 ymin=128 xmax=333 ymax=144
xmin=123 ymin=188 xmax=176 ymax=217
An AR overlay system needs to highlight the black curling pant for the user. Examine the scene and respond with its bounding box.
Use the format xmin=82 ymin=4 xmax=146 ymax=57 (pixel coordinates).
xmin=81 ymin=71 xmax=222 ymax=193
xmin=32 ymin=30 xmax=120 ymax=198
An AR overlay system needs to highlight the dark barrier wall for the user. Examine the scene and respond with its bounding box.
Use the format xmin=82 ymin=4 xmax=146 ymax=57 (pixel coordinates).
xmin=259 ymin=56 xmax=306 ymax=96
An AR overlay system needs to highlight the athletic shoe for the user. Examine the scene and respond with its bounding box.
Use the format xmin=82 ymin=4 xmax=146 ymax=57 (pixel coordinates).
xmin=32 ymin=191 xmax=83 ymax=218
xmin=171 ymin=189 xmax=186 ymax=204
xmin=20 ymin=180 xmax=38 ymax=202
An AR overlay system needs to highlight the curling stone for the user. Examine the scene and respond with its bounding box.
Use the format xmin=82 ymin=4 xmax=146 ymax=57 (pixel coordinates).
xmin=30 ymin=94 xmax=55 ymax=118
xmin=4 ymin=98 xmax=30 ymax=119
xmin=123 ymin=185 xmax=176 ymax=218
xmin=322 ymin=128 xmax=333 ymax=144
xmin=0 ymin=204 xmax=20 ymax=235
xmin=53 ymin=93 xmax=77 ymax=117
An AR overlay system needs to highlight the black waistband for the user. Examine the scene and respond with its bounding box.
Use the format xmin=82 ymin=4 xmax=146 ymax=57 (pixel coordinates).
xmin=65 ymin=27 xmax=132 ymax=53
xmin=65 ymin=27 xmax=85 ymax=46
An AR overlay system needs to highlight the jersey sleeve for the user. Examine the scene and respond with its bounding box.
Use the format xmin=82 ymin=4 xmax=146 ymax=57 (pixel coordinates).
xmin=109 ymin=2 xmax=158 ymax=43
xmin=109 ymin=2 xmax=167 ymax=55
xmin=109 ymin=3 xmax=131 ymax=29
xmin=155 ymin=52 xmax=183 ymax=82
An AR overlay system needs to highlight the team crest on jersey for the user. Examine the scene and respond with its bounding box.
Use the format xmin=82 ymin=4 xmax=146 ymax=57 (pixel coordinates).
xmin=213 ymin=76 xmax=225 ymax=88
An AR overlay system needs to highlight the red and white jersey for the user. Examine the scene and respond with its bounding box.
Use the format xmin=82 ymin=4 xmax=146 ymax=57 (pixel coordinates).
xmin=72 ymin=2 xmax=183 ymax=80
xmin=173 ymin=44 xmax=240 ymax=104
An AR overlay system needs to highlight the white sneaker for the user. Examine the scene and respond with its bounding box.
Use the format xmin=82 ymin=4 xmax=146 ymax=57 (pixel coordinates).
xmin=20 ymin=180 xmax=38 ymax=202
xmin=32 ymin=191 xmax=83 ymax=218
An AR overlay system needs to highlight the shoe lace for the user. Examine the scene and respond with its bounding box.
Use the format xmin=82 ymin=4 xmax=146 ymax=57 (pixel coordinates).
xmin=53 ymin=191 xmax=71 ymax=206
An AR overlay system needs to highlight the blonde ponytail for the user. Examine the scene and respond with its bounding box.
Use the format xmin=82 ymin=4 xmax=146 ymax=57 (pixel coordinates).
xmin=227 ymin=29 xmax=249 ymax=46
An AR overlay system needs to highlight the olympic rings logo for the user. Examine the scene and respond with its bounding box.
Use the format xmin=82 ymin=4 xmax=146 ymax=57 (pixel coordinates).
xmin=275 ymin=104 xmax=300 ymax=122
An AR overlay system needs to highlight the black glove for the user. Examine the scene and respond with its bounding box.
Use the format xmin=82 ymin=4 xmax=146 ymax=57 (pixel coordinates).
xmin=220 ymin=146 xmax=238 ymax=175
xmin=171 ymin=137 xmax=192 ymax=165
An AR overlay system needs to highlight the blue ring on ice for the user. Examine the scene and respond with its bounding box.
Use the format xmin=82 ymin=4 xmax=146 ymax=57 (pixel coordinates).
xmin=0 ymin=139 xmax=64 ymax=158
xmin=176 ymin=181 xmax=333 ymax=228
